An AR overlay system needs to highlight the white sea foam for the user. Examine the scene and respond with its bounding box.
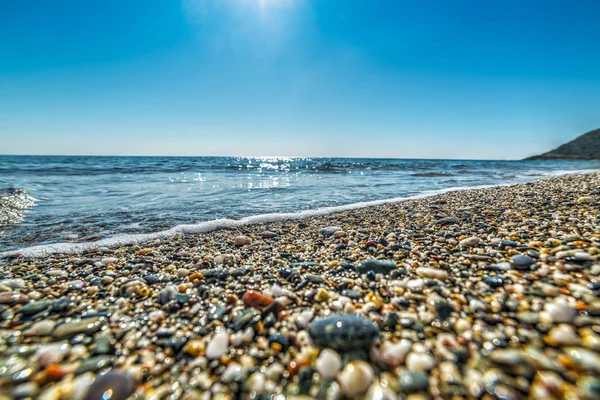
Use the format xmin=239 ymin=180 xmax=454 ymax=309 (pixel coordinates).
xmin=0 ymin=189 xmax=36 ymax=226
xmin=515 ymin=168 xmax=599 ymax=179
xmin=1 ymin=169 xmax=596 ymax=259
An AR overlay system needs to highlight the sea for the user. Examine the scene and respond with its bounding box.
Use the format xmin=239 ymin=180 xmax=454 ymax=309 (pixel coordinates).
xmin=1 ymin=155 xmax=598 ymax=257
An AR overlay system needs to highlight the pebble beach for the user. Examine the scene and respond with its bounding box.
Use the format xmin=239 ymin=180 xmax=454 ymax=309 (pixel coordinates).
xmin=1 ymin=172 xmax=600 ymax=400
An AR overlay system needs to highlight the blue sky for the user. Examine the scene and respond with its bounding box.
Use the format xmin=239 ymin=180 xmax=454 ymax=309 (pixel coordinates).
xmin=1 ymin=0 xmax=599 ymax=159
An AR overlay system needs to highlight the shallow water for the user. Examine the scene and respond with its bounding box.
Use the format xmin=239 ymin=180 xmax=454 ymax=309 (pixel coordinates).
xmin=1 ymin=155 xmax=598 ymax=255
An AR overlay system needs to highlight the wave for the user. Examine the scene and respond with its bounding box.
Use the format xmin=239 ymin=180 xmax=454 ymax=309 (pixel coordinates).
xmin=0 ymin=166 xmax=199 ymax=176
xmin=410 ymin=172 xmax=457 ymax=177
xmin=0 ymin=188 xmax=36 ymax=226
xmin=0 ymin=183 xmax=512 ymax=259
xmin=515 ymin=168 xmax=599 ymax=180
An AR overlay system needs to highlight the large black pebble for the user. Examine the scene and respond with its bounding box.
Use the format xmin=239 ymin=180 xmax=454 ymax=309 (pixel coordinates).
xmin=309 ymin=314 xmax=379 ymax=351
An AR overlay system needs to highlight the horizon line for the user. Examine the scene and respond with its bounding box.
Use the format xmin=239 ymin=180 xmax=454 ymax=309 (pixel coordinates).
xmin=0 ymin=153 xmax=536 ymax=162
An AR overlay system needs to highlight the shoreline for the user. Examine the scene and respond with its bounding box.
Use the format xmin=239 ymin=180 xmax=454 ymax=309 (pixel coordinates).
xmin=0 ymin=172 xmax=599 ymax=398
xmin=3 ymin=169 xmax=598 ymax=260
xmin=2 ymin=182 xmax=502 ymax=260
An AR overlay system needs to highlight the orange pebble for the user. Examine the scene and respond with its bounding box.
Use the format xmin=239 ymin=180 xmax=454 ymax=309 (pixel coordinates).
xmin=271 ymin=343 xmax=283 ymax=353
xmin=288 ymin=358 xmax=309 ymax=376
xmin=381 ymin=304 xmax=395 ymax=312
xmin=242 ymin=290 xmax=274 ymax=310
xmin=45 ymin=364 xmax=67 ymax=380
xmin=278 ymin=310 xmax=290 ymax=321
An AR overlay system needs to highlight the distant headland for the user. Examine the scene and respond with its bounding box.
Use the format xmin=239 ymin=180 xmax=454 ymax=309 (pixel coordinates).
xmin=526 ymin=128 xmax=600 ymax=161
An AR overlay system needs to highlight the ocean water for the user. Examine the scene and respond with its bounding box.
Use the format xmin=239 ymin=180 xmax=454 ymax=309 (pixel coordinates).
xmin=1 ymin=155 xmax=598 ymax=257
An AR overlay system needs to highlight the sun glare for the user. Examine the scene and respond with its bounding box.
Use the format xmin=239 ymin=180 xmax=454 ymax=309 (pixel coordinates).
xmin=244 ymin=0 xmax=293 ymax=12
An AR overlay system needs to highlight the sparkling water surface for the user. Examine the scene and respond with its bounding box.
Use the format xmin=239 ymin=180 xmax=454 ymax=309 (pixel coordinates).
xmin=1 ymin=155 xmax=598 ymax=253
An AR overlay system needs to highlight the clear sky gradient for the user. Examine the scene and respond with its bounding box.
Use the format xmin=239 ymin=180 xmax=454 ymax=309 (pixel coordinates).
xmin=1 ymin=0 xmax=599 ymax=159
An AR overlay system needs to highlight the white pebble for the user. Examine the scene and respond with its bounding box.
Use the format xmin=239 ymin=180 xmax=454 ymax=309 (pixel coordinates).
xmin=101 ymin=257 xmax=118 ymax=265
xmin=297 ymin=310 xmax=314 ymax=328
xmin=577 ymin=196 xmax=594 ymax=204
xmin=28 ymin=291 xmax=43 ymax=300
xmin=407 ymin=278 xmax=425 ymax=290
xmin=555 ymin=250 xmax=572 ymax=259
xmin=234 ymin=235 xmax=252 ymax=246
xmin=510 ymin=283 xmax=525 ymax=294
xmin=231 ymin=328 xmax=254 ymax=347
xmin=563 ymin=347 xmax=600 ymax=372
xmin=214 ymin=255 xmax=225 ymax=265
xmin=460 ymin=237 xmax=480 ymax=247
xmin=547 ymin=324 xmax=580 ymax=345
xmin=46 ymin=269 xmax=68 ymax=278
xmin=331 ymin=300 xmax=344 ymax=311
xmin=454 ymin=319 xmax=472 ymax=334
xmin=439 ymin=361 xmax=461 ymax=384
xmin=177 ymin=268 xmax=189 ymax=278
xmin=365 ymin=382 xmax=397 ymax=400
xmin=265 ymin=363 xmax=284 ymax=381
xmin=0 ymin=279 xmax=25 ymax=289
xmin=574 ymin=251 xmax=594 ymax=261
xmin=247 ymin=372 xmax=266 ymax=393
xmin=275 ymin=296 xmax=293 ymax=308
xmin=415 ymin=267 xmax=448 ymax=281
xmin=381 ymin=339 xmax=412 ymax=367
xmin=406 ymin=352 xmax=435 ymax=372
xmin=214 ymin=254 xmax=235 ymax=265
xmin=69 ymin=344 xmax=89 ymax=360
xmin=569 ymin=283 xmax=592 ymax=296
xmin=270 ymin=284 xmax=286 ymax=298
xmin=489 ymin=349 xmax=522 ymax=365
xmin=338 ymin=361 xmax=374 ymax=397
xmin=206 ymin=331 xmax=229 ymax=360
xmin=544 ymin=298 xmax=577 ymax=323
xmin=316 ymin=348 xmax=342 ymax=379
xmin=12 ymin=382 xmax=39 ymax=399
xmin=222 ymin=363 xmax=243 ymax=383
